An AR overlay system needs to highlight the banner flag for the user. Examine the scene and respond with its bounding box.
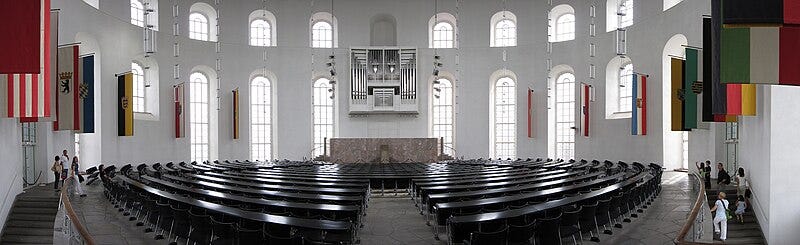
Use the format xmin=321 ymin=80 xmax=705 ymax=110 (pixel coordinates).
xmin=54 ymin=45 xmax=80 ymax=131
xmin=118 ymin=73 xmax=134 ymax=136
xmin=631 ymin=74 xmax=647 ymax=135
xmin=174 ymin=83 xmax=186 ymax=138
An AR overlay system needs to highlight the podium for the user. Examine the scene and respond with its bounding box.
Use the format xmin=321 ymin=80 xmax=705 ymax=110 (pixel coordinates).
xmin=328 ymin=138 xmax=439 ymax=163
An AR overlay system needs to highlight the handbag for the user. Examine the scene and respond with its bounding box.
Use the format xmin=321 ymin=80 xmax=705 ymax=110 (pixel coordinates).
xmin=723 ymin=200 xmax=733 ymax=220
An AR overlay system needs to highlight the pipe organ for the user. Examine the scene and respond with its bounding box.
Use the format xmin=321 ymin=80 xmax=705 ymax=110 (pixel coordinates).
xmin=349 ymin=47 xmax=418 ymax=114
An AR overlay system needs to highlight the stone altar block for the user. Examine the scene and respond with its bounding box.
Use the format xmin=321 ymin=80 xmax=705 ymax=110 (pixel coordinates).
xmin=328 ymin=138 xmax=439 ymax=163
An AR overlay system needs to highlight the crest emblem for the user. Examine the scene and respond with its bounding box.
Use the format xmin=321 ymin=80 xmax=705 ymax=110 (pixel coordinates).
xmin=176 ymin=103 xmax=183 ymax=115
xmin=79 ymin=82 xmax=90 ymax=99
xmin=59 ymin=72 xmax=72 ymax=94
xmin=636 ymin=98 xmax=644 ymax=108
xmin=691 ymin=81 xmax=703 ymax=94
xmin=677 ymin=89 xmax=686 ymax=101
xmin=121 ymin=97 xmax=129 ymax=110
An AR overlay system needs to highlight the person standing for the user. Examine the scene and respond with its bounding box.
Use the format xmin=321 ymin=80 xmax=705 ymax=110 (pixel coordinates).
xmin=734 ymin=167 xmax=748 ymax=196
xmin=717 ymin=162 xmax=731 ymax=188
xmin=51 ymin=156 xmax=63 ymax=191
xmin=710 ymin=191 xmax=730 ymax=241
xmin=704 ymin=161 xmax=712 ymax=186
xmin=735 ymin=195 xmax=747 ymax=224
xmin=71 ymin=156 xmax=86 ymax=197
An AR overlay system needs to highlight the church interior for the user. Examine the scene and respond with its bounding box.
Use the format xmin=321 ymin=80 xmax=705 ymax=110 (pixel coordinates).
xmin=0 ymin=0 xmax=798 ymax=244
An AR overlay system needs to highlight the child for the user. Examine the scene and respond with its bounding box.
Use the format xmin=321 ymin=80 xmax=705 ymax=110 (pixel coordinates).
xmin=735 ymin=195 xmax=747 ymax=223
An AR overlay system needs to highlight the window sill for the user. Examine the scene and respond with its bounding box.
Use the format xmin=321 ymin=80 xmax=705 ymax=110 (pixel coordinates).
xmin=134 ymin=112 xmax=159 ymax=121
xmin=606 ymin=111 xmax=632 ymax=120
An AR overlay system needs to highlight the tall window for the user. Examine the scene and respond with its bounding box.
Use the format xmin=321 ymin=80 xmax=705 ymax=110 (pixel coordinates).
xmin=250 ymin=76 xmax=272 ymax=161
xmin=189 ymin=13 xmax=209 ymax=41
xmin=555 ymin=14 xmax=576 ymax=41
xmin=432 ymin=78 xmax=454 ymax=155
xmin=131 ymin=0 xmax=144 ymax=27
xmin=618 ymin=0 xmax=633 ymax=28
xmin=190 ymin=72 xmax=209 ymax=162
xmin=494 ymin=19 xmax=517 ymax=47
xmin=312 ymin=21 xmax=333 ymax=48
xmin=250 ymin=19 xmax=271 ymax=46
xmin=131 ymin=62 xmax=146 ymax=113
xmin=313 ymin=78 xmax=334 ymax=157
xmin=432 ymin=22 xmax=454 ymax=49
xmin=494 ymin=77 xmax=516 ymax=159
xmin=618 ymin=63 xmax=634 ymax=112
xmin=555 ymin=73 xmax=576 ymax=160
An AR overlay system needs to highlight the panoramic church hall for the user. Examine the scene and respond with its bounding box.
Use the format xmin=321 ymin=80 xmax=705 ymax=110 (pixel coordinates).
xmin=0 ymin=0 xmax=797 ymax=244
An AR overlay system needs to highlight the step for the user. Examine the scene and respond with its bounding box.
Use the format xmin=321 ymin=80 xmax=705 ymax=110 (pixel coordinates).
xmin=6 ymin=220 xmax=54 ymax=229
xmin=17 ymin=196 xmax=59 ymax=202
xmin=726 ymin=229 xmax=764 ymax=238
xmin=0 ymin=235 xmax=53 ymax=244
xmin=721 ymin=236 xmax=766 ymax=244
xmin=2 ymin=227 xmax=53 ymax=236
xmin=727 ymin=223 xmax=760 ymax=231
xmin=13 ymin=201 xmax=59 ymax=209
xmin=11 ymin=207 xmax=57 ymax=215
xmin=8 ymin=214 xmax=55 ymax=222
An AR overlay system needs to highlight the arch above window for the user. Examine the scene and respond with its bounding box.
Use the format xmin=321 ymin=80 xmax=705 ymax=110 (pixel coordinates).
xmin=605 ymin=56 xmax=634 ymax=119
xmin=189 ymin=2 xmax=217 ymax=41
xmin=310 ymin=12 xmax=338 ymax=48
xmin=249 ymin=9 xmax=277 ymax=47
xmin=607 ymin=0 xmax=634 ymax=32
xmin=429 ymin=13 xmax=457 ymax=49
xmin=490 ymin=11 xmax=517 ymax=47
xmin=549 ymin=4 xmax=576 ymax=42
xmin=663 ymin=0 xmax=683 ymax=11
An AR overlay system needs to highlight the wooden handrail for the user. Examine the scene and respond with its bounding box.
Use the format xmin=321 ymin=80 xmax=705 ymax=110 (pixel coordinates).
xmin=60 ymin=176 xmax=96 ymax=245
xmin=673 ymin=173 xmax=713 ymax=245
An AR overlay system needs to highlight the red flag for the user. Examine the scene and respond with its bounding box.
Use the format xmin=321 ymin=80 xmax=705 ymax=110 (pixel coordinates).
xmin=0 ymin=0 xmax=45 ymax=74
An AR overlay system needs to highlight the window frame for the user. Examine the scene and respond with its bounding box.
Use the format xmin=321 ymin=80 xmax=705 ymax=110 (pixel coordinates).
xmin=189 ymin=12 xmax=210 ymax=41
xmin=250 ymin=76 xmax=272 ymax=161
xmin=312 ymin=78 xmax=335 ymax=157
xmin=432 ymin=21 xmax=455 ymax=49
xmin=311 ymin=21 xmax=334 ymax=48
xmin=189 ymin=72 xmax=210 ymax=163
xmin=432 ymin=78 xmax=455 ymax=155
xmin=618 ymin=63 xmax=634 ymax=113
xmin=130 ymin=0 xmax=145 ymax=27
xmin=493 ymin=76 xmax=517 ymax=159
xmin=249 ymin=19 xmax=272 ymax=47
xmin=131 ymin=62 xmax=146 ymax=113
xmin=554 ymin=72 xmax=576 ymax=160
xmin=555 ymin=13 xmax=576 ymax=42
xmin=494 ymin=19 xmax=517 ymax=47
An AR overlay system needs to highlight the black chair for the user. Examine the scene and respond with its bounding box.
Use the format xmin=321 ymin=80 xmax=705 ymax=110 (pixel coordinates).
xmin=169 ymin=204 xmax=191 ymax=245
xmin=535 ymin=214 xmax=561 ymax=245
xmin=508 ymin=219 xmax=536 ymax=245
xmin=609 ymin=193 xmax=624 ymax=228
xmin=595 ymin=198 xmax=613 ymax=235
xmin=578 ymin=203 xmax=600 ymax=242
xmin=187 ymin=209 xmax=212 ymax=245
xmin=264 ymin=231 xmax=303 ymax=245
xmin=237 ymin=220 xmax=264 ymax=244
xmin=560 ymin=207 xmax=581 ymax=245
xmin=464 ymin=226 xmax=508 ymax=245
xmin=155 ymin=200 xmax=175 ymax=240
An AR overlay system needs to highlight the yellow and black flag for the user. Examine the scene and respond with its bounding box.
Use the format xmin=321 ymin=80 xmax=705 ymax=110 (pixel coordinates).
xmin=232 ymin=89 xmax=239 ymax=139
xmin=117 ymin=72 xmax=133 ymax=136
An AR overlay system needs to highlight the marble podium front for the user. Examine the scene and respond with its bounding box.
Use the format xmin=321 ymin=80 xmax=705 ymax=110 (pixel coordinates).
xmin=328 ymin=138 xmax=439 ymax=163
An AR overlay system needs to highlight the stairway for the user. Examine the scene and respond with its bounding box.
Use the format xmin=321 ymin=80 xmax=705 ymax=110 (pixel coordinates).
xmin=0 ymin=185 xmax=60 ymax=245
xmin=706 ymin=187 xmax=766 ymax=244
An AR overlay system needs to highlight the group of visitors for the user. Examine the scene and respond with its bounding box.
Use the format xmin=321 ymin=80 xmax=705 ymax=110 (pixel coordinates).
xmin=50 ymin=149 xmax=86 ymax=197
xmin=698 ymin=160 xmax=751 ymax=242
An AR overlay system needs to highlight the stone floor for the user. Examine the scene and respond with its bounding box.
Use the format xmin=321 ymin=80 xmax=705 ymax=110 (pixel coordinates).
xmin=71 ymin=171 xmax=700 ymax=245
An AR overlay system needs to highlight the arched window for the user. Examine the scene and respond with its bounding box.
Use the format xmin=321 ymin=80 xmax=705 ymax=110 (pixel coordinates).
xmin=554 ymin=72 xmax=575 ymax=160
xmin=556 ymin=14 xmax=575 ymax=41
xmin=432 ymin=78 xmax=454 ymax=155
xmin=432 ymin=22 xmax=454 ymax=49
xmin=131 ymin=62 xmax=146 ymax=113
xmin=313 ymin=78 xmax=335 ymax=157
xmin=189 ymin=13 xmax=209 ymax=41
xmin=311 ymin=21 xmax=333 ymax=48
xmin=250 ymin=76 xmax=272 ymax=161
xmin=618 ymin=0 xmax=634 ymax=28
xmin=131 ymin=0 xmax=144 ymax=27
xmin=493 ymin=77 xmax=516 ymax=159
xmin=490 ymin=11 xmax=517 ymax=47
xmin=249 ymin=10 xmax=277 ymax=47
xmin=310 ymin=12 xmax=338 ymax=48
xmin=549 ymin=5 xmax=576 ymax=42
xmin=618 ymin=63 xmax=634 ymax=112
xmin=190 ymin=72 xmax=210 ymax=162
xmin=605 ymin=56 xmax=634 ymax=118
xmin=250 ymin=19 xmax=271 ymax=46
xmin=494 ymin=20 xmax=517 ymax=47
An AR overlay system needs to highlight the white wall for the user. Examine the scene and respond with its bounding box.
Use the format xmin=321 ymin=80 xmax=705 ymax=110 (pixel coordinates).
xmin=45 ymin=0 xmax=711 ymax=166
xmin=0 ymin=119 xmax=22 ymax=230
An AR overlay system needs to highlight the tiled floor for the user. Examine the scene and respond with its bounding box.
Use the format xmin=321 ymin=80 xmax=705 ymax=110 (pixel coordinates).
xmin=71 ymin=171 xmax=700 ymax=244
